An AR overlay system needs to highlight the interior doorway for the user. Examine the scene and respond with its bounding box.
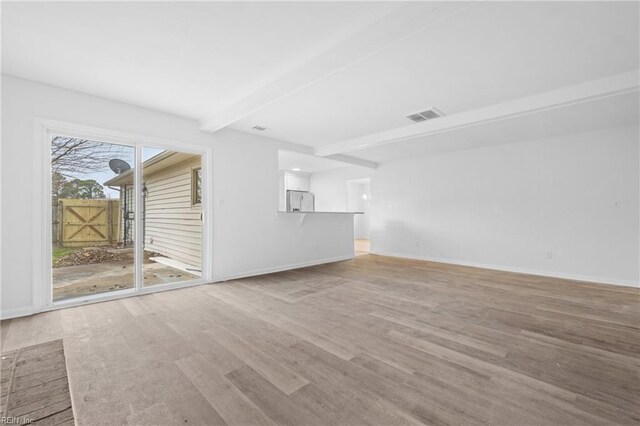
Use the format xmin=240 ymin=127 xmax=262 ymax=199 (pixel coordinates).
xmin=347 ymin=178 xmax=371 ymax=256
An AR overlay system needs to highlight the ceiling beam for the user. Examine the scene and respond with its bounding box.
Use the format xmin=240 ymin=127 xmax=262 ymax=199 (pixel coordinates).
xmin=273 ymin=139 xmax=315 ymax=156
xmin=199 ymin=2 xmax=479 ymax=133
xmin=314 ymin=70 xmax=640 ymax=157
xmin=323 ymin=154 xmax=377 ymax=169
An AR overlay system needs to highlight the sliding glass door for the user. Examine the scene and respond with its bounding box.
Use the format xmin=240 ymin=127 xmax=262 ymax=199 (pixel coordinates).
xmin=51 ymin=136 xmax=135 ymax=301
xmin=50 ymin=134 xmax=204 ymax=303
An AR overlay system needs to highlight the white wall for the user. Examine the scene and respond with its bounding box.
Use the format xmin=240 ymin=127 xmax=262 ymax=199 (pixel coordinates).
xmin=1 ymin=76 xmax=355 ymax=318
xmin=347 ymin=180 xmax=371 ymax=239
xmin=310 ymin=168 xmax=373 ymax=240
xmin=310 ymin=166 xmax=373 ymax=212
xmin=371 ymin=125 xmax=639 ymax=286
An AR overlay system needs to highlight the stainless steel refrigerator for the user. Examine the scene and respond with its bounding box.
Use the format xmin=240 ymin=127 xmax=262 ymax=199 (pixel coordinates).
xmin=286 ymin=190 xmax=315 ymax=212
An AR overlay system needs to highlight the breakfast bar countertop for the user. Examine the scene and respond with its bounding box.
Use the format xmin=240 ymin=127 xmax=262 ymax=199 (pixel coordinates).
xmin=277 ymin=211 xmax=364 ymax=214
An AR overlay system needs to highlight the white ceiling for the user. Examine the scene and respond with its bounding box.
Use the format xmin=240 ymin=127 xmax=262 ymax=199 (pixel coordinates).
xmin=278 ymin=150 xmax=350 ymax=174
xmin=3 ymin=1 xmax=638 ymax=164
xmin=352 ymin=91 xmax=640 ymax=163
xmin=1 ymin=1 xmax=397 ymax=119
xmin=231 ymin=1 xmax=639 ymax=146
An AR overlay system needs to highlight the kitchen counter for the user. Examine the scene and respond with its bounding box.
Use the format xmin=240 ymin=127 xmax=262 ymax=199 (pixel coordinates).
xmin=278 ymin=211 xmax=363 ymax=214
xmin=272 ymin=209 xmax=358 ymax=267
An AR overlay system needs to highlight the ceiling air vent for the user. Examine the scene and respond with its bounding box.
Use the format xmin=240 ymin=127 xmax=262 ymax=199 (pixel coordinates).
xmin=406 ymin=113 xmax=427 ymax=123
xmin=252 ymin=125 xmax=268 ymax=131
xmin=406 ymin=108 xmax=444 ymax=123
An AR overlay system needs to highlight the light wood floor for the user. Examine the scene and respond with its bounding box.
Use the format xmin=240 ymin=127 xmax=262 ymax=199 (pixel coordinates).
xmin=1 ymin=254 xmax=639 ymax=425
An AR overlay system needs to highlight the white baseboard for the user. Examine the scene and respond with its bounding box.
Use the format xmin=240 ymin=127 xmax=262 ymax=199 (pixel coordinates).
xmin=1 ymin=306 xmax=38 ymax=321
xmin=370 ymin=250 xmax=639 ymax=288
xmin=212 ymin=254 xmax=355 ymax=283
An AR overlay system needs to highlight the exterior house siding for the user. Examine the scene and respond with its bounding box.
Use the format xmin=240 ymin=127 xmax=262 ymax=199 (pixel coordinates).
xmin=143 ymin=156 xmax=202 ymax=269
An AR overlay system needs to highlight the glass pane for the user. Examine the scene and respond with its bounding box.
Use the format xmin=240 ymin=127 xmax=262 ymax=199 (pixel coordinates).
xmin=51 ymin=135 xmax=135 ymax=301
xmin=194 ymin=168 xmax=202 ymax=205
xmin=142 ymin=147 xmax=202 ymax=287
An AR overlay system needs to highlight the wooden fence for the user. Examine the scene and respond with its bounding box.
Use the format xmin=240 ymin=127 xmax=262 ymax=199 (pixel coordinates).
xmin=53 ymin=199 xmax=120 ymax=247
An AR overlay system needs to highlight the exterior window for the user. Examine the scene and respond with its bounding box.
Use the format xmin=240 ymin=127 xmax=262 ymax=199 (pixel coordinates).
xmin=192 ymin=168 xmax=202 ymax=205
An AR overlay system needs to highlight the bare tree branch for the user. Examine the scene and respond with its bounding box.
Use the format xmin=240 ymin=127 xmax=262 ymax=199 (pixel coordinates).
xmin=51 ymin=136 xmax=129 ymax=177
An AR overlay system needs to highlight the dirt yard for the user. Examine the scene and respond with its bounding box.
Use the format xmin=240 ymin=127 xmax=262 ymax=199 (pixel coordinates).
xmin=52 ymin=247 xmax=198 ymax=301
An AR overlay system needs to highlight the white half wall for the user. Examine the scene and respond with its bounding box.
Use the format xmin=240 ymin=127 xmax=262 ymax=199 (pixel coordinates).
xmin=370 ymin=125 xmax=639 ymax=286
xmin=1 ymin=76 xmax=355 ymax=318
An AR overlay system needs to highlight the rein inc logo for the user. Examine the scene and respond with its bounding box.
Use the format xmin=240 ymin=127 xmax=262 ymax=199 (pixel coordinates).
xmin=1 ymin=417 xmax=33 ymax=425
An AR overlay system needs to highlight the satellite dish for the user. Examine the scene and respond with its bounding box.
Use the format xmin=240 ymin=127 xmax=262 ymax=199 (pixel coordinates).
xmin=109 ymin=159 xmax=131 ymax=175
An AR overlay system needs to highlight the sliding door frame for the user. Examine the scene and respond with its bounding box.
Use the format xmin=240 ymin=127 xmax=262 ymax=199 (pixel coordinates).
xmin=33 ymin=119 xmax=213 ymax=312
